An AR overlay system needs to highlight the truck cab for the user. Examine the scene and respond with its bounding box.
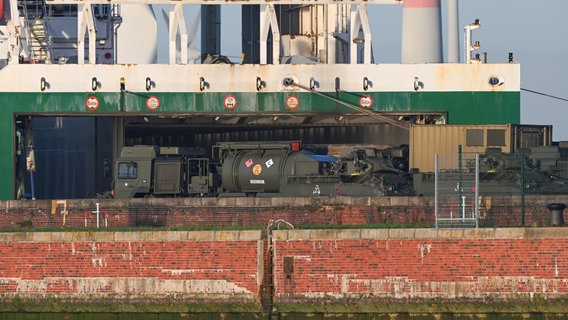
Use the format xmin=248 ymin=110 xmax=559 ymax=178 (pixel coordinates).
xmin=114 ymin=146 xmax=157 ymax=199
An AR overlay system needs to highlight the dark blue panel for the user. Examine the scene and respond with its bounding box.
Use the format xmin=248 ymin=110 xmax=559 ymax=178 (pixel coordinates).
xmin=27 ymin=117 xmax=95 ymax=199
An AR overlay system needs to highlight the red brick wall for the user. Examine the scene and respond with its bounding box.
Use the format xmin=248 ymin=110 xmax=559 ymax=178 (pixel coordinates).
xmin=2 ymin=229 xmax=568 ymax=312
xmin=1 ymin=195 xmax=565 ymax=230
xmin=0 ymin=232 xmax=262 ymax=305
xmin=273 ymin=229 xmax=568 ymax=304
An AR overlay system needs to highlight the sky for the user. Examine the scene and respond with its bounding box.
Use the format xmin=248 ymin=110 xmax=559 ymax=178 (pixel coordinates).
xmin=368 ymin=0 xmax=568 ymax=141
xmin=455 ymin=1 xmax=568 ymax=142
xmin=154 ymin=0 xmax=568 ymax=141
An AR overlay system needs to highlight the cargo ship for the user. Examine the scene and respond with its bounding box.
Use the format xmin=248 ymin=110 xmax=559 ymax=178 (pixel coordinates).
xmin=0 ymin=0 xmax=524 ymax=200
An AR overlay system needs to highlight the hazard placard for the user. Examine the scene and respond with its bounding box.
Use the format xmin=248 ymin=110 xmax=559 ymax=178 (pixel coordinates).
xmin=252 ymin=164 xmax=262 ymax=175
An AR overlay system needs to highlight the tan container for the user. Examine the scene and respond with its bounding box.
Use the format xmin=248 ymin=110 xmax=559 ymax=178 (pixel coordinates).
xmin=409 ymin=124 xmax=552 ymax=172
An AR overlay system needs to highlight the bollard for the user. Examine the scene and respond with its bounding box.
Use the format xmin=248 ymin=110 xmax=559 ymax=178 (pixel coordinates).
xmin=547 ymin=202 xmax=566 ymax=227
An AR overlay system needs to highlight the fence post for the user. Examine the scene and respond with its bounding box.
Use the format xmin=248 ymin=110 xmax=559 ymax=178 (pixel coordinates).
xmin=458 ymin=145 xmax=463 ymax=197
xmin=521 ymin=150 xmax=525 ymax=226
xmin=434 ymin=153 xmax=438 ymax=229
xmin=475 ymin=153 xmax=479 ymax=228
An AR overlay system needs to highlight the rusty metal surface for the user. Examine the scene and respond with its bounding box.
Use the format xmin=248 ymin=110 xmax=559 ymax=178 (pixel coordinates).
xmin=409 ymin=124 xmax=552 ymax=172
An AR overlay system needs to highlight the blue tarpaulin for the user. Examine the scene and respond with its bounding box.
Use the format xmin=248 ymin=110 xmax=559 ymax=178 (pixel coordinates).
xmin=307 ymin=154 xmax=337 ymax=163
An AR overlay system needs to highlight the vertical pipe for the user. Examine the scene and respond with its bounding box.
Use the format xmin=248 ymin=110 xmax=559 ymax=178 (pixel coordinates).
xmin=30 ymin=172 xmax=35 ymax=200
xmin=464 ymin=23 xmax=470 ymax=63
xmin=401 ymin=0 xmax=443 ymax=63
xmin=96 ymin=202 xmax=100 ymax=228
xmin=446 ymin=0 xmax=459 ymax=62
xmin=323 ymin=4 xmax=328 ymax=63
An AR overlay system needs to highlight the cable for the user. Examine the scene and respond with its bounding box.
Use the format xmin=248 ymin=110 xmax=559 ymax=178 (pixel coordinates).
xmin=284 ymin=78 xmax=410 ymax=130
xmin=521 ymin=88 xmax=568 ymax=102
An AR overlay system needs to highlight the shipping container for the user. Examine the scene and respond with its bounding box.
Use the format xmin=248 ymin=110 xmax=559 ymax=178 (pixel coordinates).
xmin=409 ymin=124 xmax=552 ymax=172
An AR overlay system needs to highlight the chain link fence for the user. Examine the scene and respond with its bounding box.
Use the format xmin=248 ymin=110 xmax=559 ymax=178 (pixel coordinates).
xmin=435 ymin=152 xmax=479 ymax=228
